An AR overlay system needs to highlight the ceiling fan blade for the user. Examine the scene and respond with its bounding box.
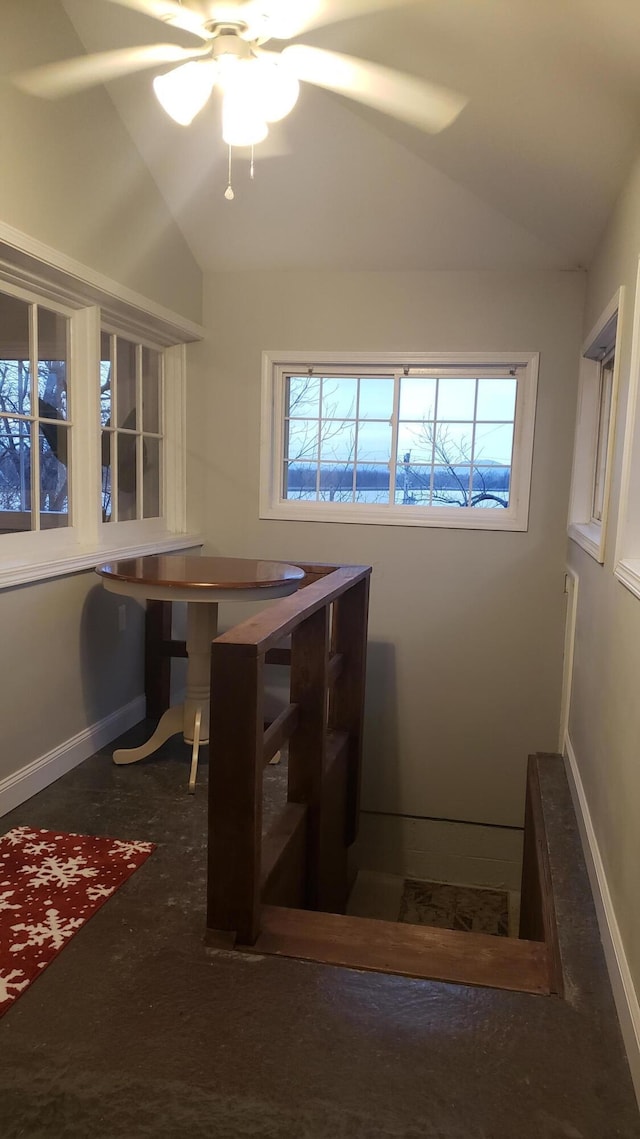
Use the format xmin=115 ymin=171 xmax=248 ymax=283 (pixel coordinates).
xmin=281 ymin=45 xmax=467 ymax=133
xmin=101 ymin=0 xmax=211 ymax=39
xmin=239 ymin=0 xmax=405 ymax=41
xmin=14 ymin=43 xmax=211 ymax=99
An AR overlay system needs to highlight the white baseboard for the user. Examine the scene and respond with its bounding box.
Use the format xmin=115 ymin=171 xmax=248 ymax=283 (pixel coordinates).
xmin=352 ymin=812 xmax=524 ymax=892
xmin=0 ymin=696 xmax=146 ymax=818
xmin=564 ymin=734 xmax=640 ymax=1104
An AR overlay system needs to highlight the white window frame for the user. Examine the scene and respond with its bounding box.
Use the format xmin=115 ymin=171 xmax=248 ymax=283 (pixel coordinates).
xmin=0 ymin=279 xmax=74 ymax=540
xmin=614 ymin=260 xmax=640 ymax=600
xmin=0 ymin=222 xmax=203 ymax=589
xmin=99 ymin=324 xmax=169 ymax=530
xmin=260 ymin=351 xmax=539 ymax=531
xmin=568 ymin=288 xmax=623 ymax=563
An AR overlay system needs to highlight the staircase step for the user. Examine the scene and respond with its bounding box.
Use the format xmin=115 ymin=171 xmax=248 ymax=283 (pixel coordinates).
xmin=249 ymin=904 xmax=551 ymax=994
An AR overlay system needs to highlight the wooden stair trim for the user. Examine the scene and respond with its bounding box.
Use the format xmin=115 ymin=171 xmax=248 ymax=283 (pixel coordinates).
xmin=248 ymin=905 xmax=551 ymax=995
xmin=260 ymin=802 xmax=307 ymax=906
xmin=519 ymin=755 xmax=564 ymax=996
xmin=324 ymin=728 xmax=349 ymax=773
xmin=262 ymin=703 xmax=299 ymax=766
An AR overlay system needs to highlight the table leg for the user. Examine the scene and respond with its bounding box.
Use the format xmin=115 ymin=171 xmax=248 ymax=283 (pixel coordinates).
xmin=182 ymin=601 xmax=218 ymax=790
xmin=112 ymin=600 xmax=218 ymax=779
xmin=113 ymin=704 xmax=183 ymax=765
xmin=183 ymin=601 xmax=218 ymax=747
xmin=188 ymin=708 xmax=202 ymax=795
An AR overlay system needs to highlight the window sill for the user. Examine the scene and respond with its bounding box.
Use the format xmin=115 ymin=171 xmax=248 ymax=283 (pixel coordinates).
xmin=260 ymin=501 xmax=528 ymax=531
xmin=567 ymin=521 xmax=605 ymax=563
xmin=614 ymin=558 xmax=640 ymax=601
xmin=0 ymin=531 xmax=203 ymax=590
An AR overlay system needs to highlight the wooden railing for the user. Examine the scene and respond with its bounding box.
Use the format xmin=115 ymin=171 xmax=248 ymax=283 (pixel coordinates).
xmin=205 ymin=562 xmax=371 ymax=947
xmin=143 ymin=578 xmax=564 ymax=995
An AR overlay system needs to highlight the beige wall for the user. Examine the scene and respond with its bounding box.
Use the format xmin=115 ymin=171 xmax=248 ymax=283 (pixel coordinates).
xmin=0 ymin=1 xmax=201 ymax=323
xmin=2 ymin=572 xmax=145 ymax=773
xmin=194 ymin=268 xmax=584 ymax=827
xmin=567 ymin=153 xmax=640 ymax=998
xmin=0 ymin=2 xmax=202 ymax=794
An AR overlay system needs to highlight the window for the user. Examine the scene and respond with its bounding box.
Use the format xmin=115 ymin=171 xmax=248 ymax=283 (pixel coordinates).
xmin=0 ymin=223 xmax=203 ymax=589
xmin=568 ymin=290 xmax=622 ymax=563
xmin=591 ymin=348 xmax=614 ymax=524
xmin=614 ymin=259 xmax=640 ymax=600
xmin=260 ymin=352 xmax=539 ymax=530
xmin=100 ymin=332 xmax=163 ymax=524
xmin=0 ymin=289 xmax=70 ymax=536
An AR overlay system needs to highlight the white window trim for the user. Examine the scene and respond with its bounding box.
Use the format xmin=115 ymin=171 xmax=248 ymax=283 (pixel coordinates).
xmin=260 ymin=350 xmax=539 ymax=531
xmin=568 ymin=288 xmax=623 ymax=563
xmin=0 ymin=223 xmax=203 ymax=590
xmin=613 ymin=259 xmax=640 ymax=600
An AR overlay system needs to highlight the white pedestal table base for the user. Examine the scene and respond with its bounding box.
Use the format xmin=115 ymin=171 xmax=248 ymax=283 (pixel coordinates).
xmin=113 ymin=601 xmax=219 ymax=793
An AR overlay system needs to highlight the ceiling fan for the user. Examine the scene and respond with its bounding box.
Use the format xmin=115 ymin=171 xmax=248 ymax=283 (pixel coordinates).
xmin=14 ymin=0 xmax=467 ymax=196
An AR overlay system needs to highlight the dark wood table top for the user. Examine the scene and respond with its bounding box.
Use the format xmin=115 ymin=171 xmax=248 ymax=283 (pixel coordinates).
xmin=96 ymin=555 xmax=305 ymax=592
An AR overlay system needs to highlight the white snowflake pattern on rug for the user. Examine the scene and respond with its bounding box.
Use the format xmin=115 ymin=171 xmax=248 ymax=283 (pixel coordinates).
xmin=0 ymin=968 xmax=29 ymax=1005
xmin=10 ymin=908 xmax=83 ymax=953
xmin=0 ymin=890 xmax=20 ymax=914
xmin=19 ymin=855 xmax=99 ymax=891
xmin=86 ymin=883 xmax=116 ymax=902
xmin=4 ymin=827 xmax=40 ymax=847
xmin=109 ymin=839 xmax=155 ymax=861
xmin=0 ymin=825 xmax=155 ymax=1017
xmin=22 ymin=840 xmax=58 ymax=857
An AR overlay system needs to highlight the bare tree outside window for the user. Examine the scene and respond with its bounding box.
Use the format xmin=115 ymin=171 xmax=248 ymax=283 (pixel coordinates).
xmin=282 ymin=372 xmax=514 ymax=509
xmin=284 ymin=373 xmax=394 ymax=503
xmin=397 ymin=421 xmax=511 ymax=509
xmin=285 ymin=375 xmax=357 ymax=502
xmin=0 ymin=357 xmax=69 ymax=532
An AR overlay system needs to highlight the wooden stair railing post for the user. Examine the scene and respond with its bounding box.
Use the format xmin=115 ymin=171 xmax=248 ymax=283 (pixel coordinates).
xmin=288 ymin=605 xmax=330 ymax=911
xmin=328 ymin=576 xmax=370 ymax=846
xmin=145 ymin=599 xmax=172 ymax=720
xmin=207 ymin=643 xmax=265 ymax=945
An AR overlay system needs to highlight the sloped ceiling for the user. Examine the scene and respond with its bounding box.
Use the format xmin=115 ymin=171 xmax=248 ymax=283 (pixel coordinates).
xmin=47 ymin=0 xmax=640 ymax=272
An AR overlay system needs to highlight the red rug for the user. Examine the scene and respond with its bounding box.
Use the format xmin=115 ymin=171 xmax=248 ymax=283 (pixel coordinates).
xmin=0 ymin=825 xmax=155 ymax=1016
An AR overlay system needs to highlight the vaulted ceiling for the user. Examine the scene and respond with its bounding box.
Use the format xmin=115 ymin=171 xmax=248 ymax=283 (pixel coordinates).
xmin=48 ymin=0 xmax=640 ymax=272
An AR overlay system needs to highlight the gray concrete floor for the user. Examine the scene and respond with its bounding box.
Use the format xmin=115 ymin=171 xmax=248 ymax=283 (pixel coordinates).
xmin=0 ymin=726 xmax=638 ymax=1139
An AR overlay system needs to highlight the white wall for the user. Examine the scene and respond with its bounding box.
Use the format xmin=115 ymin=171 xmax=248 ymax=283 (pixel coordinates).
xmin=193 ymin=268 xmax=584 ymax=830
xmin=567 ymin=152 xmax=640 ymax=1012
xmin=0 ymin=1 xmax=201 ymax=323
xmin=0 ymin=1 xmax=202 ymax=802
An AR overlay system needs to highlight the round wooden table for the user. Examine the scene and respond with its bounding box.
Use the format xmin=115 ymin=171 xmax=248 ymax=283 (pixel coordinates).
xmin=96 ymin=555 xmax=305 ymax=791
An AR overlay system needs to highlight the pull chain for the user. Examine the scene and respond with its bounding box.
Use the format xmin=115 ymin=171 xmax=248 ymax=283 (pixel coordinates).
xmin=224 ymin=146 xmax=234 ymax=200
xmin=250 ymin=145 xmax=255 ymax=181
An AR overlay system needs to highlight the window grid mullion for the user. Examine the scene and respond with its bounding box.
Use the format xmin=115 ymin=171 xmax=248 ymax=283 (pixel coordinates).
xmin=111 ymin=335 xmax=119 ymax=523
xmin=30 ymin=304 xmax=40 ymax=529
xmin=316 ymin=376 xmax=322 ymax=501
xmin=388 ymin=372 xmax=401 ymax=506
xmin=352 ymin=378 xmax=360 ymax=503
xmin=429 ymin=377 xmax=440 ymax=505
xmin=136 ymin=343 xmax=143 ymax=520
xmin=468 ymin=377 xmax=479 ymax=504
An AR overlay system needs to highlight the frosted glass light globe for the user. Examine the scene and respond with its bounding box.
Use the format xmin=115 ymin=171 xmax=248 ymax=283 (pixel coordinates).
xmin=222 ymin=91 xmax=269 ymax=147
xmin=153 ymin=60 xmax=218 ymax=126
xmin=248 ymin=57 xmax=300 ymax=123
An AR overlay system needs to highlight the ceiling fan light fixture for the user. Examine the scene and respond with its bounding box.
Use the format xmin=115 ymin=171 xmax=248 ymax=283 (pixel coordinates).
xmin=220 ymin=56 xmax=299 ymax=125
xmin=243 ymin=0 xmax=323 ymax=42
xmin=222 ymin=91 xmax=269 ymax=146
xmin=153 ymin=59 xmax=218 ymax=125
xmin=248 ymin=57 xmax=299 ymax=123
